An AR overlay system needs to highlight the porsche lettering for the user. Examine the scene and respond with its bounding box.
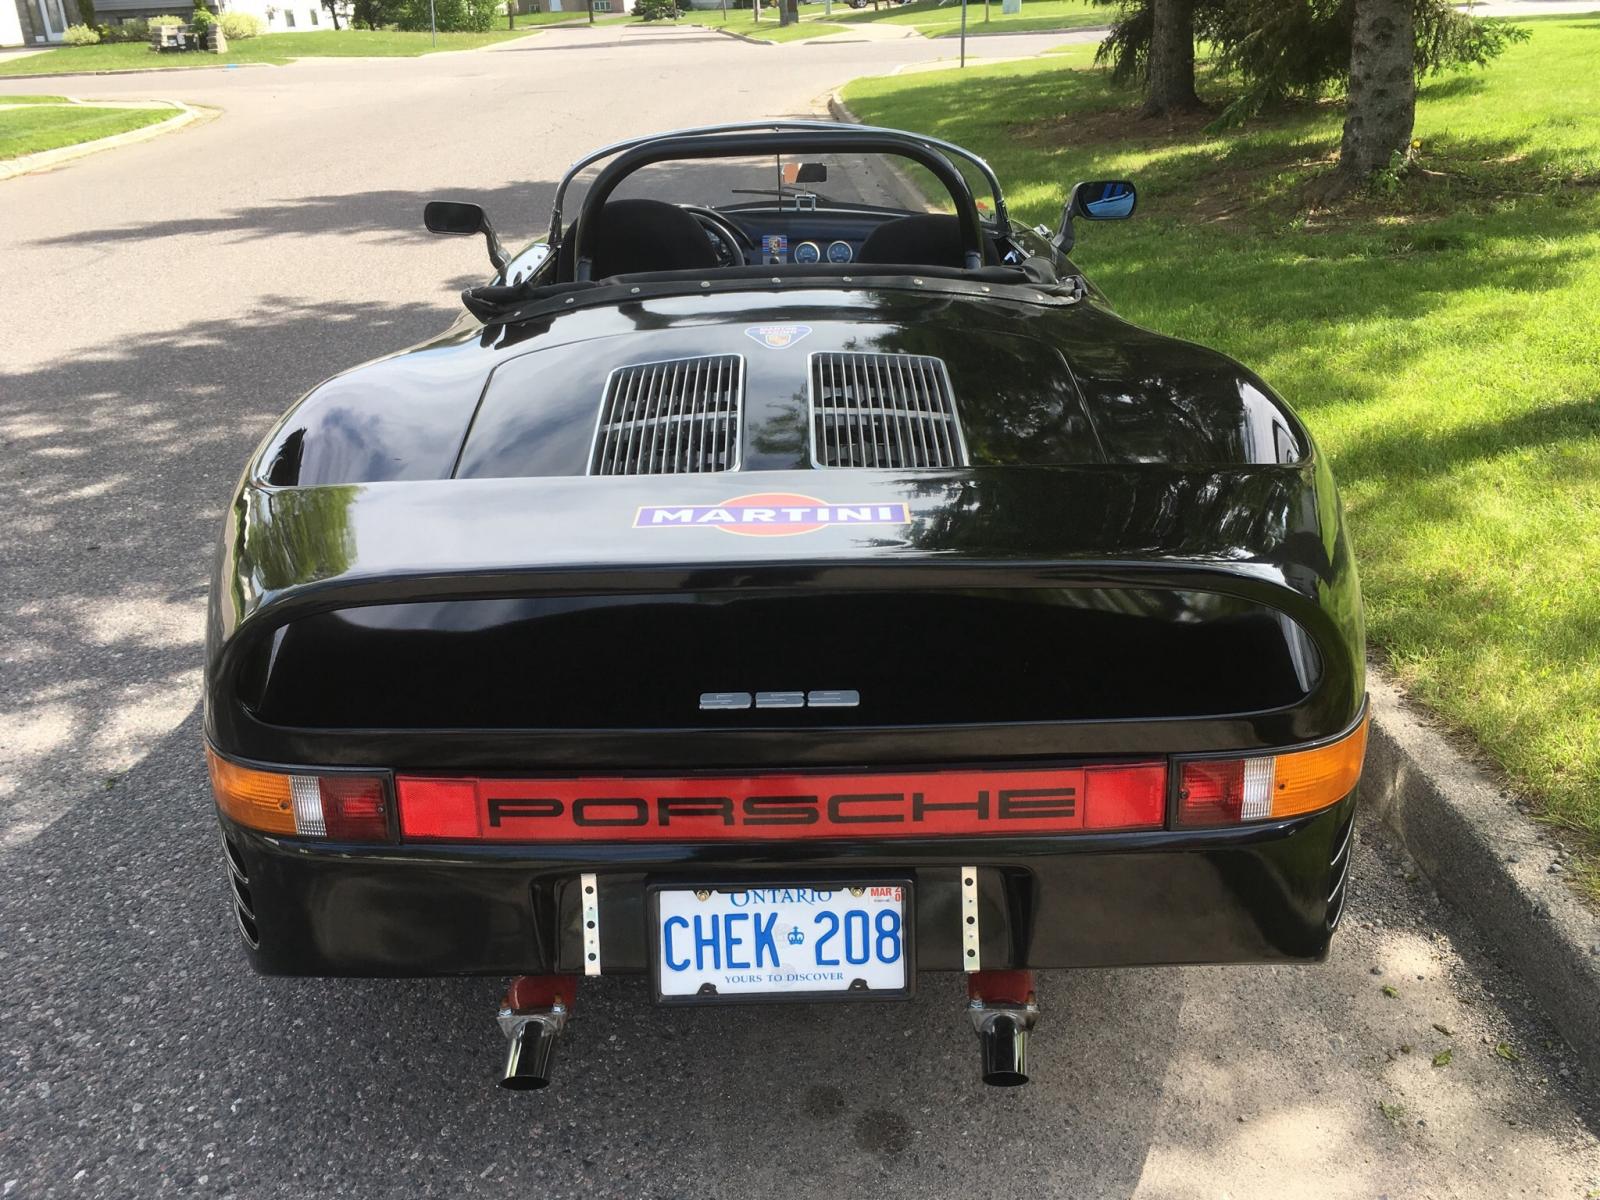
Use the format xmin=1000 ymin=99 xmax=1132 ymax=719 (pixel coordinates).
xmin=485 ymin=788 xmax=1074 ymax=828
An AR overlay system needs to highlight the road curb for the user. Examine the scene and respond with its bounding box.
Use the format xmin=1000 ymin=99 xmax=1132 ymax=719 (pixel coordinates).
xmin=705 ymin=25 xmax=769 ymax=45
xmin=825 ymin=91 xmax=935 ymax=212
xmin=1359 ymin=671 xmax=1600 ymax=1074
xmin=0 ymin=62 xmax=270 ymax=80
xmin=0 ymin=99 xmax=208 ymax=181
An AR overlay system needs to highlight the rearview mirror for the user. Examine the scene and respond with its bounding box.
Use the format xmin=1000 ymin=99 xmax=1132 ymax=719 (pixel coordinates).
xmin=1053 ymin=180 xmax=1137 ymax=256
xmin=781 ymin=162 xmax=829 ymax=186
xmin=424 ymin=199 xmax=510 ymax=276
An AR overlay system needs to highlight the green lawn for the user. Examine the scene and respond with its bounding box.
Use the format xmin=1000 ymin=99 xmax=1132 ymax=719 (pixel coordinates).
xmin=0 ymin=28 xmax=535 ymax=76
xmin=836 ymin=0 xmax=1105 ymax=37
xmin=845 ymin=19 xmax=1600 ymax=890
xmin=0 ymin=101 xmax=173 ymax=158
xmin=0 ymin=93 xmax=68 ymax=103
xmin=646 ymin=6 xmax=848 ymax=42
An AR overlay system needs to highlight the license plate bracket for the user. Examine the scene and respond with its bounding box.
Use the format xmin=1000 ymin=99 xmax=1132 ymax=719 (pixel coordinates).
xmin=648 ymin=879 xmax=915 ymax=1006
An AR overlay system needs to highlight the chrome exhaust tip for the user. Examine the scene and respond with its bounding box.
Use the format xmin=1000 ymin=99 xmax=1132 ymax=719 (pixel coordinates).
xmin=496 ymin=975 xmax=576 ymax=1092
xmin=499 ymin=1014 xmax=562 ymax=1091
xmin=974 ymin=1009 xmax=1032 ymax=1087
xmin=966 ymin=969 xmax=1038 ymax=1087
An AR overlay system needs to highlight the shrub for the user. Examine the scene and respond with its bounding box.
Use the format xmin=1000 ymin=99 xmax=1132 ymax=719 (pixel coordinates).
xmin=147 ymin=12 xmax=188 ymax=24
xmin=100 ymin=17 xmax=149 ymax=40
xmin=397 ymin=0 xmax=494 ymax=31
xmin=635 ymin=0 xmax=677 ymax=19
xmin=218 ymin=10 xmax=263 ymax=36
xmin=352 ymin=0 xmax=401 ymax=26
xmin=63 ymin=21 xmax=101 ymax=42
xmin=189 ymin=3 xmax=214 ymax=28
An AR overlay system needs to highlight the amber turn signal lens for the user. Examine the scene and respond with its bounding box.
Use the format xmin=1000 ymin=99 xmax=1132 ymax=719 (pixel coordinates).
xmin=1269 ymin=714 xmax=1369 ymax=819
xmin=208 ymin=748 xmax=296 ymax=835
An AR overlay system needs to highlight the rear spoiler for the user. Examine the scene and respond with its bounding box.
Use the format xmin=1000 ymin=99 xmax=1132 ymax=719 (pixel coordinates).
xmin=207 ymin=464 xmax=1363 ymax=760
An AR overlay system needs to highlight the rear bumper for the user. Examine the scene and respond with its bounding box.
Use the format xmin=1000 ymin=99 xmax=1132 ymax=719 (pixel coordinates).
xmin=218 ymin=794 xmax=1356 ymax=977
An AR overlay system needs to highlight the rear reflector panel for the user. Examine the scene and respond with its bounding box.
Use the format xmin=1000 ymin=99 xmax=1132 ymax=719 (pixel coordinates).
xmin=1082 ymin=764 xmax=1167 ymax=831
xmin=397 ymin=765 xmax=1167 ymax=843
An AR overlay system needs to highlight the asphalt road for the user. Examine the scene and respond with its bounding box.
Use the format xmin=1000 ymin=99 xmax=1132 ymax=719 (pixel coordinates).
xmin=3 ymin=23 xmax=1600 ymax=1199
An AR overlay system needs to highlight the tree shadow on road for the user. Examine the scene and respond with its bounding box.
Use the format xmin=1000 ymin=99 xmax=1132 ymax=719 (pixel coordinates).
xmin=26 ymin=161 xmax=797 ymax=250
xmin=0 ymin=291 xmax=473 ymax=851
xmin=28 ymin=182 xmax=560 ymax=249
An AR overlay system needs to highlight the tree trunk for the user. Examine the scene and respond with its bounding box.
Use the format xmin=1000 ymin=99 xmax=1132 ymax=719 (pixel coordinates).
xmin=1140 ymin=0 xmax=1201 ymax=118
xmin=1336 ymin=0 xmax=1415 ymax=182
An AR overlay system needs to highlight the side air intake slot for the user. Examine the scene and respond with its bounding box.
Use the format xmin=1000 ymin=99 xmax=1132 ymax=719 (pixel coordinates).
xmin=588 ymin=355 xmax=743 ymax=475
xmin=809 ymin=352 xmax=968 ymax=469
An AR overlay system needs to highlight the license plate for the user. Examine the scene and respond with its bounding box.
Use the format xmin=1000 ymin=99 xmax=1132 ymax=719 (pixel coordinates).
xmin=652 ymin=882 xmax=911 ymax=1003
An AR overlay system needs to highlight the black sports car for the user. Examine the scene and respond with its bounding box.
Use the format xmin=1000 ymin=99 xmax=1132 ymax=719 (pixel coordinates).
xmin=205 ymin=122 xmax=1366 ymax=1089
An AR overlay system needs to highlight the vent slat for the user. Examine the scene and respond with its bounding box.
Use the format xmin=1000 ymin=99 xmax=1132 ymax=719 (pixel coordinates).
xmin=928 ymin=358 xmax=949 ymax=464
xmin=808 ymin=352 xmax=967 ymax=469
xmin=589 ymin=355 xmax=744 ymax=476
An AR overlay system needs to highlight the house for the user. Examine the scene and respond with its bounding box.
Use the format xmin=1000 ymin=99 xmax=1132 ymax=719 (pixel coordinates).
xmin=2 ymin=0 xmax=85 ymax=46
xmin=89 ymin=0 xmax=346 ymax=33
xmin=519 ymin=0 xmax=635 ymax=14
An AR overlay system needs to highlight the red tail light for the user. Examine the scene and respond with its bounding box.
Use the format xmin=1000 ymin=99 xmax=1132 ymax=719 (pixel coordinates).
xmin=314 ymin=775 xmax=391 ymax=841
xmin=1176 ymin=758 xmax=1256 ymax=826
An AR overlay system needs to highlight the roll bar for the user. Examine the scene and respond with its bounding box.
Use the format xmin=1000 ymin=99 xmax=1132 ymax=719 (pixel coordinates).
xmin=569 ymin=130 xmax=989 ymax=281
xmin=546 ymin=119 xmax=1011 ymax=243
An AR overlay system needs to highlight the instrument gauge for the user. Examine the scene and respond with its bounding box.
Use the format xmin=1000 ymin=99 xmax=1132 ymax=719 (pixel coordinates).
xmin=793 ymin=241 xmax=821 ymax=265
xmin=826 ymin=240 xmax=854 ymax=264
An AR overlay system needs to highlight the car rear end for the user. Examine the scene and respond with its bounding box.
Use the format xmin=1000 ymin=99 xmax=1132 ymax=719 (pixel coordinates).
xmin=206 ymin=297 xmax=1366 ymax=1085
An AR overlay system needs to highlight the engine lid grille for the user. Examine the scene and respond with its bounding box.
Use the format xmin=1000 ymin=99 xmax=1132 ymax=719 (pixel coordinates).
xmin=588 ymin=355 xmax=744 ymax=476
xmin=809 ymin=352 xmax=968 ymax=469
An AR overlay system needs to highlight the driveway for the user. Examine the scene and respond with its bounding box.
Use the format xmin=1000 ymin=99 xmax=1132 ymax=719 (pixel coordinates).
xmin=2 ymin=23 xmax=1599 ymax=1199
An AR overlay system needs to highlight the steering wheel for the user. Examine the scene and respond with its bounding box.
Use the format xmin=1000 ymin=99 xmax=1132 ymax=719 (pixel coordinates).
xmin=685 ymin=207 xmax=752 ymax=268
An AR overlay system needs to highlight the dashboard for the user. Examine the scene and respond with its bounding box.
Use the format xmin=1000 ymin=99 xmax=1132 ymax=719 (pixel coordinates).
xmin=683 ymin=203 xmax=1014 ymax=272
xmin=693 ymin=206 xmax=906 ymax=268
xmin=769 ymin=236 xmax=855 ymax=266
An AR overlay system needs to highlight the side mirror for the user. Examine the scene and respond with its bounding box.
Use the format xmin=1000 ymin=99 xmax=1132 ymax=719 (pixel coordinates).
xmin=1070 ymin=180 xmax=1137 ymax=220
xmin=1053 ymin=180 xmax=1137 ymax=255
xmin=424 ymin=199 xmax=509 ymax=276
